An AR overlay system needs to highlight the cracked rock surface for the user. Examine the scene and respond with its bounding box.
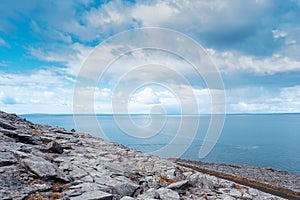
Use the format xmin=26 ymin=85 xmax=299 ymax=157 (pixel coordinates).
xmin=0 ymin=111 xmax=285 ymax=199
xmin=177 ymin=159 xmax=300 ymax=198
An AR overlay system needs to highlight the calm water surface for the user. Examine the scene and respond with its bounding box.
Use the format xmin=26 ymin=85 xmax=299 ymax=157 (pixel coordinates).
xmin=22 ymin=114 xmax=300 ymax=174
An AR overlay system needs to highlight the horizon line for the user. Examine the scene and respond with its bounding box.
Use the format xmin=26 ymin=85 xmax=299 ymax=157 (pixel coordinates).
xmin=20 ymin=112 xmax=300 ymax=116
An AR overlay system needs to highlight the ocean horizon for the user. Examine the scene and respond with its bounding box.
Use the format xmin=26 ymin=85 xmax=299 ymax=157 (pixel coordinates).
xmin=22 ymin=113 xmax=300 ymax=175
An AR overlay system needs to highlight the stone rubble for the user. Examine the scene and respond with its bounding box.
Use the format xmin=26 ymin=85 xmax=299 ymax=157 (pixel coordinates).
xmin=0 ymin=111 xmax=286 ymax=200
xmin=177 ymin=159 xmax=300 ymax=199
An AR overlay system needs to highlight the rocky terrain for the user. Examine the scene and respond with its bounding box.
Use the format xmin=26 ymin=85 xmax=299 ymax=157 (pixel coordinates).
xmin=0 ymin=111 xmax=289 ymax=199
xmin=177 ymin=160 xmax=300 ymax=199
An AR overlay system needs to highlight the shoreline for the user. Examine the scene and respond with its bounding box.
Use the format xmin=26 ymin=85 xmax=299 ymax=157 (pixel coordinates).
xmin=0 ymin=111 xmax=297 ymax=199
xmin=21 ymin=113 xmax=300 ymax=176
xmin=175 ymin=159 xmax=300 ymax=199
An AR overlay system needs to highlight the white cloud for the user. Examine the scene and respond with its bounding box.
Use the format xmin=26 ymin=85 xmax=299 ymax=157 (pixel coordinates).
xmin=127 ymin=86 xmax=223 ymax=114
xmin=9 ymin=0 xmax=271 ymax=45
xmin=62 ymin=1 xmax=138 ymax=42
xmin=130 ymin=0 xmax=271 ymax=34
xmin=0 ymin=69 xmax=68 ymax=87
xmin=73 ymin=82 xmax=220 ymax=114
xmin=22 ymin=1 xmax=300 ymax=78
xmin=207 ymin=49 xmax=300 ymax=74
xmin=43 ymin=91 xmax=55 ymax=98
xmin=272 ymin=29 xmax=287 ymax=39
xmin=131 ymin=87 xmax=160 ymax=104
xmin=285 ymin=39 xmax=296 ymax=45
xmin=231 ymin=102 xmax=268 ymax=112
xmin=280 ymin=85 xmax=300 ymax=101
xmin=1 ymin=68 xmax=299 ymax=114
xmin=228 ymin=86 xmax=300 ymax=113
xmin=131 ymin=2 xmax=178 ymax=26
xmin=0 ymin=70 xmax=74 ymax=114
xmin=86 ymin=6 xmax=124 ymax=27
xmin=28 ymin=43 xmax=93 ymax=76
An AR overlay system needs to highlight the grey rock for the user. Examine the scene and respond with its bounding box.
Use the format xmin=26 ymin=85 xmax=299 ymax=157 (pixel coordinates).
xmin=63 ymin=189 xmax=85 ymax=198
xmin=166 ymin=180 xmax=188 ymax=190
xmin=69 ymin=190 xmax=113 ymax=200
xmin=56 ymin=167 xmax=72 ymax=182
xmin=120 ymin=196 xmax=135 ymax=200
xmin=114 ymin=182 xmax=140 ymax=196
xmin=68 ymin=165 xmax=89 ymax=179
xmin=218 ymin=194 xmax=236 ymax=200
xmin=22 ymin=156 xmax=57 ymax=178
xmin=69 ymin=182 xmax=105 ymax=191
xmin=188 ymin=173 xmax=213 ymax=190
xmin=0 ymin=119 xmax=16 ymax=130
xmin=199 ymin=177 xmax=214 ymax=190
xmin=179 ymin=159 xmax=300 ymax=195
xmin=174 ymin=166 xmax=185 ymax=179
xmin=81 ymin=175 xmax=94 ymax=182
xmin=155 ymin=188 xmax=180 ymax=200
xmin=3 ymin=131 xmax=41 ymax=145
xmin=47 ymin=141 xmax=63 ymax=154
xmin=54 ymin=128 xmax=74 ymax=135
xmin=0 ymin=190 xmax=11 ymax=200
xmin=0 ymin=151 xmax=16 ymax=167
xmin=22 ymin=155 xmax=70 ymax=182
xmin=136 ymin=188 xmax=157 ymax=200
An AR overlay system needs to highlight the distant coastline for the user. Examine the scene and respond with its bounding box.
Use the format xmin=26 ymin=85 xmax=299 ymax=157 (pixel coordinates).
xmin=20 ymin=112 xmax=300 ymax=116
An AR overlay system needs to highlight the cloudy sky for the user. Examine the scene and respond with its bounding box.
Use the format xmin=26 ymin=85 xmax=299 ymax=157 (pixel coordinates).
xmin=0 ymin=0 xmax=300 ymax=114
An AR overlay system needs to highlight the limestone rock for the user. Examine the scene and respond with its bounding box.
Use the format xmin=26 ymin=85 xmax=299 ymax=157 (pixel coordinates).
xmin=22 ymin=156 xmax=57 ymax=178
xmin=47 ymin=141 xmax=63 ymax=154
xmin=22 ymin=156 xmax=70 ymax=182
xmin=2 ymin=130 xmax=41 ymax=145
xmin=155 ymin=188 xmax=180 ymax=200
xmin=136 ymin=188 xmax=157 ymax=200
xmin=114 ymin=182 xmax=140 ymax=197
xmin=0 ymin=151 xmax=17 ymax=167
xmin=0 ymin=119 xmax=16 ymax=130
xmin=69 ymin=190 xmax=113 ymax=200
xmin=120 ymin=196 xmax=135 ymax=200
xmin=166 ymin=180 xmax=188 ymax=190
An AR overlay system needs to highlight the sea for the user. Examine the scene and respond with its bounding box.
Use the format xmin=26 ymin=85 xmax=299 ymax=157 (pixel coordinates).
xmin=21 ymin=114 xmax=300 ymax=175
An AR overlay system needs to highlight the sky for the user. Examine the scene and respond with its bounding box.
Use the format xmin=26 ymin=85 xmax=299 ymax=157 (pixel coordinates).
xmin=0 ymin=0 xmax=300 ymax=114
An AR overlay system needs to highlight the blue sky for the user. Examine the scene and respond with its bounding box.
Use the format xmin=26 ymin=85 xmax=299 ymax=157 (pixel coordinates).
xmin=0 ymin=0 xmax=300 ymax=114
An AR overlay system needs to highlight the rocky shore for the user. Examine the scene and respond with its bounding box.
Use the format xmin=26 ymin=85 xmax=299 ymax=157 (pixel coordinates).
xmin=176 ymin=160 xmax=300 ymax=199
xmin=0 ymin=111 xmax=291 ymax=199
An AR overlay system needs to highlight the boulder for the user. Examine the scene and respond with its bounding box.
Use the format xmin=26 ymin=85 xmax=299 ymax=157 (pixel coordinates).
xmin=21 ymin=156 xmax=70 ymax=182
xmin=47 ymin=141 xmax=63 ymax=154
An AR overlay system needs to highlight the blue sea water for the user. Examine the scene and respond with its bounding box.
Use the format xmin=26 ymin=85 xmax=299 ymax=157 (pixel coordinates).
xmin=21 ymin=114 xmax=300 ymax=175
